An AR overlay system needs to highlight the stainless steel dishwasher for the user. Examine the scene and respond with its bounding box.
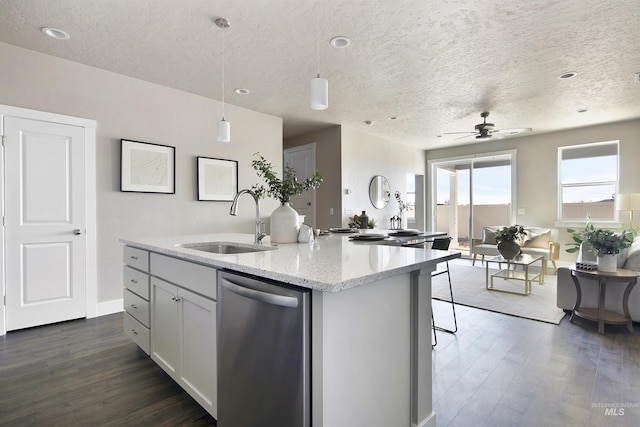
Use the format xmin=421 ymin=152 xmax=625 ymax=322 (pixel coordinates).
xmin=217 ymin=270 xmax=310 ymax=427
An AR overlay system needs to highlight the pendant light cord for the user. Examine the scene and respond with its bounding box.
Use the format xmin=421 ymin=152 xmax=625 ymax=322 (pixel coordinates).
xmin=221 ymin=26 xmax=226 ymax=119
xmin=316 ymin=2 xmax=320 ymax=77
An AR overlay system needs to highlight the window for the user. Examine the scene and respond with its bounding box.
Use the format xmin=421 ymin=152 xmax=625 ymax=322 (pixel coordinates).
xmin=559 ymin=141 xmax=618 ymax=221
xmin=431 ymin=151 xmax=514 ymax=255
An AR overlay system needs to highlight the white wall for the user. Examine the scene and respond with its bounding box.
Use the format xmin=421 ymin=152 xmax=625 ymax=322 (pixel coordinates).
xmin=0 ymin=42 xmax=282 ymax=305
xmin=425 ymin=119 xmax=640 ymax=261
xmin=341 ymin=127 xmax=425 ymax=229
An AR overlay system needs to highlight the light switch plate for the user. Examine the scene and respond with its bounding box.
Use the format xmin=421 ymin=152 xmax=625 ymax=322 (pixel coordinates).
xmin=517 ymin=208 xmax=525 ymax=215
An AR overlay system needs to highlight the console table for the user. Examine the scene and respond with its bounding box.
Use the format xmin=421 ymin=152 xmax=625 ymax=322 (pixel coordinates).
xmin=569 ymin=267 xmax=638 ymax=334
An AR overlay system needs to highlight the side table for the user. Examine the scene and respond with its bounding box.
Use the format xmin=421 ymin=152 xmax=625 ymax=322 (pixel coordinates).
xmin=569 ymin=267 xmax=638 ymax=334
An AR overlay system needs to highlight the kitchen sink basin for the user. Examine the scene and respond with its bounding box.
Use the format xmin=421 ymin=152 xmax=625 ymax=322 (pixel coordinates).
xmin=177 ymin=241 xmax=277 ymax=254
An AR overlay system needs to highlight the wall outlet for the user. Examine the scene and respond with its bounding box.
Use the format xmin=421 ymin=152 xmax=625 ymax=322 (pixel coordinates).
xmin=517 ymin=208 xmax=525 ymax=215
xmin=344 ymin=208 xmax=353 ymax=215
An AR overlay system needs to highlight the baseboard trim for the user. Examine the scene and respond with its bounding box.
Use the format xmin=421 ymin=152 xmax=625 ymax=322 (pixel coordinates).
xmin=96 ymin=298 xmax=123 ymax=317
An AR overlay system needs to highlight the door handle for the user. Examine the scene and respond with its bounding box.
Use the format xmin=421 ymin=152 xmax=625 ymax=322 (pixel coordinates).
xmin=220 ymin=278 xmax=299 ymax=308
xmin=73 ymin=229 xmax=82 ymax=235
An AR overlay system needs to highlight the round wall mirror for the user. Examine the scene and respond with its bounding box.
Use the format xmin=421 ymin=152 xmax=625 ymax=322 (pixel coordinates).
xmin=369 ymin=175 xmax=390 ymax=209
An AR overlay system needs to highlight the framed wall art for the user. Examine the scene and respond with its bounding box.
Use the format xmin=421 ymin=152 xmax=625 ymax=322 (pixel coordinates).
xmin=120 ymin=139 xmax=176 ymax=194
xmin=197 ymin=156 xmax=238 ymax=201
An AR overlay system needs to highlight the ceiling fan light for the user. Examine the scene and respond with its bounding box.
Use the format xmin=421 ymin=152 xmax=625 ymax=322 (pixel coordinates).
xmin=217 ymin=118 xmax=230 ymax=142
xmin=310 ymin=75 xmax=328 ymax=110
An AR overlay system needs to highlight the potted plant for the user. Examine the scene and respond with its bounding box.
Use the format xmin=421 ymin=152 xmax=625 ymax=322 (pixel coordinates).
xmin=392 ymin=191 xmax=410 ymax=229
xmin=495 ymin=225 xmax=528 ymax=260
xmin=250 ymin=153 xmax=323 ymax=243
xmin=571 ymin=224 xmax=633 ymax=272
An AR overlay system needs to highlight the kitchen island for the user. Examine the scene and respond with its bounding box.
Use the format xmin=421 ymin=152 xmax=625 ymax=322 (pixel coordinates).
xmin=120 ymin=232 xmax=460 ymax=427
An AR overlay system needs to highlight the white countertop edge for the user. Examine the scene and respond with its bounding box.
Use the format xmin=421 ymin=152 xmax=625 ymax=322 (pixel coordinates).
xmin=120 ymin=234 xmax=461 ymax=293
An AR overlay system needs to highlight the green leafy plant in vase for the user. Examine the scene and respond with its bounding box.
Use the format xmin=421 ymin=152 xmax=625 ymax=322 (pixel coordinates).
xmin=495 ymin=225 xmax=527 ymax=260
xmin=566 ymin=222 xmax=633 ymax=272
xmin=250 ymin=153 xmax=323 ymax=243
xmin=250 ymin=153 xmax=323 ymax=204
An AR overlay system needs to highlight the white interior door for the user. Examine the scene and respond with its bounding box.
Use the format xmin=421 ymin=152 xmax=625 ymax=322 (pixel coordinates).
xmin=4 ymin=116 xmax=87 ymax=331
xmin=284 ymin=144 xmax=316 ymax=228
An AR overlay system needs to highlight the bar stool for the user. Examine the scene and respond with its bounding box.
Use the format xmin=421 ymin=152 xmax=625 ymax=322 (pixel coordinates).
xmin=431 ymin=237 xmax=457 ymax=347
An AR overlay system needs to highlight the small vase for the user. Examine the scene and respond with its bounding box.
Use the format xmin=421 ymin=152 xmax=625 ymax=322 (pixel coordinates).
xmin=270 ymin=202 xmax=299 ymax=243
xmin=399 ymin=211 xmax=406 ymax=230
xmin=596 ymin=254 xmax=617 ymax=273
xmin=497 ymin=241 xmax=520 ymax=260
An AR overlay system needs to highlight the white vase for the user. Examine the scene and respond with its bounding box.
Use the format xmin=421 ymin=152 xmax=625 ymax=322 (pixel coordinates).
xmin=270 ymin=202 xmax=299 ymax=243
xmin=596 ymin=254 xmax=617 ymax=273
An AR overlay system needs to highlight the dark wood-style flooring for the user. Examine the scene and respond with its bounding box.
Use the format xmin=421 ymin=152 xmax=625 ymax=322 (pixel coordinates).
xmin=0 ymin=314 xmax=215 ymax=426
xmin=1 ymin=303 xmax=638 ymax=426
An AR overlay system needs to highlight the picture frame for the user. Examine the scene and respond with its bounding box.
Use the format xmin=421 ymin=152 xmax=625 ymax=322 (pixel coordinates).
xmin=120 ymin=139 xmax=176 ymax=194
xmin=197 ymin=157 xmax=238 ymax=201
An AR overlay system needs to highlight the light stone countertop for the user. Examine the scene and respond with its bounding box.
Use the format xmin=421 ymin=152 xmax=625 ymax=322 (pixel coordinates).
xmin=120 ymin=232 xmax=461 ymax=292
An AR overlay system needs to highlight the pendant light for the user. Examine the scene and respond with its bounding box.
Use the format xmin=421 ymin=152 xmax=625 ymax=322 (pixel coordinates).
xmin=215 ymin=17 xmax=231 ymax=142
xmin=310 ymin=4 xmax=328 ymax=110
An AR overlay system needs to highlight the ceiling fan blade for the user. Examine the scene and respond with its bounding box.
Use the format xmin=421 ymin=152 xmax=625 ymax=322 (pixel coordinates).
xmin=493 ymin=127 xmax=532 ymax=134
xmin=442 ymin=131 xmax=476 ymax=135
xmin=454 ymin=134 xmax=476 ymax=140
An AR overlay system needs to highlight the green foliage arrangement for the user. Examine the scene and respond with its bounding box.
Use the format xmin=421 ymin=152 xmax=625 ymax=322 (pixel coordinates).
xmin=495 ymin=225 xmax=527 ymax=243
xmin=567 ymin=223 xmax=633 ymax=256
xmin=250 ymin=153 xmax=323 ymax=204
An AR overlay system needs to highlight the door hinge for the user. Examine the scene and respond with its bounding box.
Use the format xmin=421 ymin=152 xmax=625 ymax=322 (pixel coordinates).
xmin=2 ymin=216 xmax=4 ymax=226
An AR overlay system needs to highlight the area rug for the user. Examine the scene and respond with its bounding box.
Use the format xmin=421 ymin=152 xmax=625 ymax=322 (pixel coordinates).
xmin=431 ymin=259 xmax=566 ymax=324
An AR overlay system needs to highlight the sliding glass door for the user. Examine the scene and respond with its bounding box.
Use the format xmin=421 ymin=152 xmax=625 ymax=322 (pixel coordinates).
xmin=431 ymin=152 xmax=514 ymax=256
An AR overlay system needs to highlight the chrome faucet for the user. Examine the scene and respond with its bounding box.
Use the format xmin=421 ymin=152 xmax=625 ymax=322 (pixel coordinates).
xmin=230 ymin=189 xmax=266 ymax=244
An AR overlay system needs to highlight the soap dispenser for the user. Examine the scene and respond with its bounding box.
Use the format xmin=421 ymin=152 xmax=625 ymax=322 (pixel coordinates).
xmin=359 ymin=210 xmax=369 ymax=229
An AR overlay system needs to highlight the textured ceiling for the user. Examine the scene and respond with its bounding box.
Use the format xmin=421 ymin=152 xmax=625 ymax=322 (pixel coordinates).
xmin=1 ymin=0 xmax=639 ymax=149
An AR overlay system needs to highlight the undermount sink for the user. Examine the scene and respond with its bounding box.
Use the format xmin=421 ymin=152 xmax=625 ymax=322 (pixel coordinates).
xmin=177 ymin=241 xmax=277 ymax=254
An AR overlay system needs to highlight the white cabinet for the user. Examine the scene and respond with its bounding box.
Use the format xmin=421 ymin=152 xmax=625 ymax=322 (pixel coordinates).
xmin=150 ymin=272 xmax=217 ymax=418
xmin=123 ymin=247 xmax=150 ymax=354
xmin=122 ymin=247 xmax=218 ymax=418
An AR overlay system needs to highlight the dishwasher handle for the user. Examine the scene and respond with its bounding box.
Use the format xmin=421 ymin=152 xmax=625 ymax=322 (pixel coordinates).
xmin=220 ymin=277 xmax=299 ymax=308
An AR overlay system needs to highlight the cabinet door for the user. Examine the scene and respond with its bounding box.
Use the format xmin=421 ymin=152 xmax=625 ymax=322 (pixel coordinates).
xmin=179 ymin=287 xmax=217 ymax=417
xmin=151 ymin=277 xmax=179 ymax=376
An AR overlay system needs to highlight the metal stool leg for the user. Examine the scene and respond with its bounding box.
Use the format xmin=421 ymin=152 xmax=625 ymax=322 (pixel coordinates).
xmin=433 ymin=261 xmax=458 ymax=334
xmin=431 ymin=309 xmax=437 ymax=347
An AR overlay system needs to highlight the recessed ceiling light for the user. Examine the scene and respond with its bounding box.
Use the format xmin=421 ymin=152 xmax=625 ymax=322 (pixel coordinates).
xmin=330 ymin=36 xmax=351 ymax=49
xmin=234 ymin=88 xmax=250 ymax=95
xmin=41 ymin=27 xmax=70 ymax=40
xmin=388 ymin=116 xmax=398 ymax=120
xmin=558 ymin=71 xmax=578 ymax=79
xmin=577 ymin=108 xmax=589 ymax=113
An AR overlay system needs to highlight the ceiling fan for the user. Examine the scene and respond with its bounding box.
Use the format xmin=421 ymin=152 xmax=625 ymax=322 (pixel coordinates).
xmin=444 ymin=112 xmax=532 ymax=140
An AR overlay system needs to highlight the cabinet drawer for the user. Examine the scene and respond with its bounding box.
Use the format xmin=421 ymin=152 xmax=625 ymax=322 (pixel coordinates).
xmin=123 ymin=266 xmax=149 ymax=299
xmin=124 ymin=289 xmax=150 ymax=327
xmin=124 ymin=246 xmax=149 ymax=272
xmin=124 ymin=312 xmax=150 ymax=355
xmin=151 ymin=253 xmax=217 ymax=300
